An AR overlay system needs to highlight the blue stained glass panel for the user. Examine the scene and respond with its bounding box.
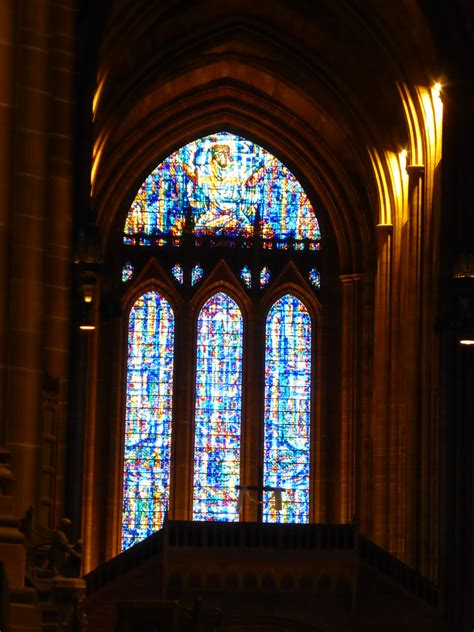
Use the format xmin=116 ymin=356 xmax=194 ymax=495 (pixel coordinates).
xmin=263 ymin=294 xmax=311 ymax=523
xmin=124 ymin=132 xmax=320 ymax=245
xmin=122 ymin=261 xmax=134 ymax=283
xmin=193 ymin=292 xmax=243 ymax=521
xmin=240 ymin=265 xmax=252 ymax=288
xmin=260 ymin=266 xmax=271 ymax=288
xmin=171 ymin=264 xmax=184 ymax=284
xmin=122 ymin=291 xmax=175 ymax=549
xmin=191 ymin=264 xmax=204 ymax=286
xmin=309 ymin=267 xmax=320 ymax=289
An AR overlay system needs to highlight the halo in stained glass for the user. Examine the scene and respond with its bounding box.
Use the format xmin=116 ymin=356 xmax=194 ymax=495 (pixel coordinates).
xmin=124 ymin=132 xmax=320 ymax=245
xmin=260 ymin=266 xmax=271 ymax=288
xmin=122 ymin=291 xmax=175 ymax=549
xmin=171 ymin=264 xmax=184 ymax=284
xmin=191 ymin=264 xmax=204 ymax=286
xmin=193 ymin=292 xmax=243 ymax=521
xmin=263 ymin=294 xmax=311 ymax=524
xmin=309 ymin=267 xmax=320 ymax=289
xmin=122 ymin=261 xmax=134 ymax=283
xmin=240 ymin=266 xmax=252 ymax=289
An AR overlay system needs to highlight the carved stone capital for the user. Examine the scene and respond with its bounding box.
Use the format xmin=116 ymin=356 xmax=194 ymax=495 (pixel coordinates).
xmin=339 ymin=273 xmax=364 ymax=284
xmin=406 ymin=164 xmax=425 ymax=180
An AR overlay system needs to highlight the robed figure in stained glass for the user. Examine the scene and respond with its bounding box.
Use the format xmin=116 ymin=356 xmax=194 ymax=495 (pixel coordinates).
xmin=124 ymin=132 xmax=320 ymax=244
xmin=178 ymin=142 xmax=270 ymax=234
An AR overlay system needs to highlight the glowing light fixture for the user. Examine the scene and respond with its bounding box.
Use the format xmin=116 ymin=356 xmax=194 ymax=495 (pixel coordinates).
xmin=79 ymin=323 xmax=95 ymax=331
xmin=79 ymin=302 xmax=95 ymax=331
xmin=459 ymin=339 xmax=474 ymax=346
xmin=79 ymin=282 xmax=96 ymax=331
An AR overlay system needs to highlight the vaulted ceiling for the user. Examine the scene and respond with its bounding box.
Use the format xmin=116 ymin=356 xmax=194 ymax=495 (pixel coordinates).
xmin=85 ymin=0 xmax=453 ymax=271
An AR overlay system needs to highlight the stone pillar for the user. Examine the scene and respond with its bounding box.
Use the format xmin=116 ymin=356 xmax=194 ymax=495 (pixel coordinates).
xmin=402 ymin=164 xmax=425 ymax=569
xmin=41 ymin=0 xmax=76 ymax=528
xmin=242 ymin=310 xmax=261 ymax=523
xmin=6 ymin=0 xmax=50 ymax=514
xmin=339 ymin=274 xmax=363 ymax=525
xmin=51 ymin=577 xmax=87 ymax=632
xmin=170 ymin=302 xmax=193 ymax=524
xmin=370 ymin=225 xmax=393 ymax=548
xmin=0 ymin=5 xmax=46 ymax=628
xmin=0 ymin=450 xmax=24 ymax=590
xmin=0 ymin=0 xmax=16 ymax=445
xmin=0 ymin=449 xmax=41 ymax=630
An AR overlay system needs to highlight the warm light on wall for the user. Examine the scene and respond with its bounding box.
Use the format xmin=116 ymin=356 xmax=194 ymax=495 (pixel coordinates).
xmin=369 ymin=81 xmax=444 ymax=231
xmin=92 ymin=74 xmax=106 ymax=122
xmin=369 ymin=147 xmax=408 ymax=226
xmin=421 ymin=83 xmax=443 ymax=168
xmin=91 ymin=133 xmax=108 ymax=195
xmin=91 ymin=72 xmax=109 ymax=194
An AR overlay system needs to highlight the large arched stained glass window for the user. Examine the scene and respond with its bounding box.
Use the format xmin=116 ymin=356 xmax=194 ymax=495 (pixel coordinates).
xmin=124 ymin=132 xmax=320 ymax=247
xmin=120 ymin=132 xmax=321 ymax=531
xmin=193 ymin=292 xmax=243 ymax=521
xmin=122 ymin=291 xmax=175 ymax=549
xmin=263 ymin=294 xmax=312 ymax=523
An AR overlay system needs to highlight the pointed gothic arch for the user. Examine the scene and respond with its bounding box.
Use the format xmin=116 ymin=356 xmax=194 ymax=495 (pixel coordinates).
xmin=117 ymin=131 xmax=323 ymax=546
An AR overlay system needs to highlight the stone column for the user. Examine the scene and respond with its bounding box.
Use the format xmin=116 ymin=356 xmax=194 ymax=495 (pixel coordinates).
xmin=172 ymin=304 xmax=194 ymax=524
xmin=242 ymin=310 xmax=261 ymax=522
xmin=370 ymin=224 xmax=396 ymax=548
xmin=339 ymin=274 xmax=363 ymax=525
xmin=0 ymin=0 xmax=16 ymax=445
xmin=402 ymin=164 xmax=424 ymax=569
xmin=0 ymin=449 xmax=41 ymax=630
xmin=41 ymin=0 xmax=76 ymax=528
xmin=369 ymin=224 xmax=404 ymax=555
xmin=6 ymin=0 xmax=50 ymax=514
xmin=0 ymin=4 xmax=43 ymax=629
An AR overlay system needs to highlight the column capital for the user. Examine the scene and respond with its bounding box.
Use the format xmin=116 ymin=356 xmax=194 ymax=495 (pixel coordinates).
xmin=339 ymin=273 xmax=364 ymax=284
xmin=406 ymin=164 xmax=425 ymax=179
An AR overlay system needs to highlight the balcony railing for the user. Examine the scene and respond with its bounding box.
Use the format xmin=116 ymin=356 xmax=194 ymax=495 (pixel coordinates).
xmin=85 ymin=520 xmax=438 ymax=608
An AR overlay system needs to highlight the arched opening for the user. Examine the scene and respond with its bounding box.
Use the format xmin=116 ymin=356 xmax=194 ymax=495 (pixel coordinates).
xmin=117 ymin=132 xmax=322 ymax=547
xmin=263 ymin=294 xmax=312 ymax=524
xmin=193 ymin=291 xmax=244 ymax=522
xmin=122 ymin=290 xmax=175 ymax=549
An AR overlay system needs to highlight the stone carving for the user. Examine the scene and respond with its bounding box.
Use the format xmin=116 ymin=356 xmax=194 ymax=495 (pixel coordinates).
xmin=19 ymin=507 xmax=87 ymax=630
xmin=20 ymin=507 xmax=82 ymax=579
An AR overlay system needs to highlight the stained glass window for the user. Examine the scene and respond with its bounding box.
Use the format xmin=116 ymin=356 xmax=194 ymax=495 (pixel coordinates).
xmin=193 ymin=293 xmax=243 ymax=521
xmin=309 ymin=267 xmax=320 ymax=289
xmin=240 ymin=266 xmax=252 ymax=288
xmin=124 ymin=132 xmax=320 ymax=247
xmin=171 ymin=264 xmax=184 ymax=284
xmin=260 ymin=266 xmax=271 ymax=288
xmin=191 ymin=264 xmax=204 ymax=286
xmin=263 ymin=294 xmax=311 ymax=524
xmin=122 ymin=261 xmax=134 ymax=283
xmin=121 ymin=132 xmax=320 ymax=531
xmin=122 ymin=291 xmax=175 ymax=549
